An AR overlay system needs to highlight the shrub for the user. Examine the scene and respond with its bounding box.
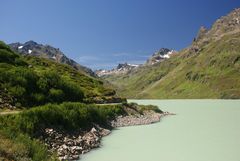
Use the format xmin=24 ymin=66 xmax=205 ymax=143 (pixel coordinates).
xmin=0 ymin=102 xmax=125 ymax=136
xmin=8 ymin=85 xmax=26 ymax=97
xmin=31 ymin=93 xmax=46 ymax=104
xmin=61 ymin=82 xmax=84 ymax=102
xmin=0 ymin=131 xmax=55 ymax=161
xmin=49 ymin=88 xmax=64 ymax=103
xmin=0 ymin=66 xmax=85 ymax=107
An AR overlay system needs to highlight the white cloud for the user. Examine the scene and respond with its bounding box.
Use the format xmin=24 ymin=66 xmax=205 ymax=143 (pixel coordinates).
xmin=77 ymin=55 xmax=101 ymax=63
xmin=87 ymin=62 xmax=118 ymax=70
xmin=113 ymin=52 xmax=130 ymax=57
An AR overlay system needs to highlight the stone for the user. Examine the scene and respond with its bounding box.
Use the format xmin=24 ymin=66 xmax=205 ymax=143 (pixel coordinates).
xmin=62 ymin=144 xmax=68 ymax=150
xmin=91 ymin=127 xmax=97 ymax=133
xmin=100 ymin=129 xmax=111 ymax=136
xmin=72 ymin=155 xmax=80 ymax=160
xmin=40 ymin=117 xmax=163 ymax=160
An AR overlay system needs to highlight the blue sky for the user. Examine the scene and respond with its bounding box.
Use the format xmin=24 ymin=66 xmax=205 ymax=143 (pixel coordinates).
xmin=1 ymin=0 xmax=240 ymax=69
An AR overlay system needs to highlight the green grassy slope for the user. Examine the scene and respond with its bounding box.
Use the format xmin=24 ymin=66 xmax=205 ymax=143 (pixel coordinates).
xmin=139 ymin=33 xmax=240 ymax=99
xmin=102 ymin=54 xmax=181 ymax=98
xmin=0 ymin=41 xmax=119 ymax=108
xmin=102 ymin=9 xmax=240 ymax=99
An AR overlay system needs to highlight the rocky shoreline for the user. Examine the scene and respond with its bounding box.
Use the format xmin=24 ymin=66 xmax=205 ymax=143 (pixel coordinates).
xmin=111 ymin=110 xmax=163 ymax=127
xmin=43 ymin=125 xmax=111 ymax=160
xmin=43 ymin=111 xmax=173 ymax=160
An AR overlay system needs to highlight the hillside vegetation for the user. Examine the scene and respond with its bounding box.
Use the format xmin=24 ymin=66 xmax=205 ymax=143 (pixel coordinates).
xmin=0 ymin=41 xmax=119 ymax=108
xmin=0 ymin=102 xmax=125 ymax=160
xmin=0 ymin=41 xmax=160 ymax=160
xmin=9 ymin=41 xmax=96 ymax=76
xmin=0 ymin=101 xmax=160 ymax=160
xmin=102 ymin=9 xmax=240 ymax=99
xmin=0 ymin=41 xmax=125 ymax=160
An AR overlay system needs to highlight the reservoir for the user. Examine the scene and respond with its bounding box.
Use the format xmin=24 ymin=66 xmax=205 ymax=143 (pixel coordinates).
xmin=81 ymin=100 xmax=240 ymax=161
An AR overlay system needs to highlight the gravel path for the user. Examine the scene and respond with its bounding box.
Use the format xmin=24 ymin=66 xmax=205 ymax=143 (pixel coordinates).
xmin=0 ymin=110 xmax=21 ymax=115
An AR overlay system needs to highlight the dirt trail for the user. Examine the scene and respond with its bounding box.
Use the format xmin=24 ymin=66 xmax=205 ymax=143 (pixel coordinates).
xmin=0 ymin=110 xmax=21 ymax=115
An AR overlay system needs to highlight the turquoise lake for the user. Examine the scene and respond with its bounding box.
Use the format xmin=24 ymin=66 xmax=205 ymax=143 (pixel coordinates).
xmin=81 ymin=100 xmax=240 ymax=161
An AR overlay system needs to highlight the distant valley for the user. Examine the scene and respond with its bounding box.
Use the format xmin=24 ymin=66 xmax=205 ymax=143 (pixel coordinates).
xmin=96 ymin=48 xmax=177 ymax=77
xmin=96 ymin=8 xmax=240 ymax=99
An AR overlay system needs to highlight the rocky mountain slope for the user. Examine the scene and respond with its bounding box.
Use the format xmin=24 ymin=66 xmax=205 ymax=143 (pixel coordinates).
xmin=100 ymin=8 xmax=240 ymax=99
xmin=96 ymin=63 xmax=139 ymax=76
xmin=145 ymin=48 xmax=177 ymax=65
xmin=96 ymin=48 xmax=175 ymax=77
xmin=9 ymin=41 xmax=95 ymax=76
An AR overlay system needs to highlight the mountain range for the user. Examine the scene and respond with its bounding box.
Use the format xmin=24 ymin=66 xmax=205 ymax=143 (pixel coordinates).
xmin=96 ymin=48 xmax=176 ymax=76
xmin=97 ymin=8 xmax=240 ymax=99
xmin=2 ymin=5 xmax=240 ymax=161
xmin=4 ymin=8 xmax=240 ymax=99
xmin=9 ymin=41 xmax=96 ymax=76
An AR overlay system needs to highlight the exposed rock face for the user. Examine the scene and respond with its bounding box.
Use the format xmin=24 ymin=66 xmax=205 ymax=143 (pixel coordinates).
xmin=9 ymin=41 xmax=95 ymax=76
xmin=193 ymin=8 xmax=240 ymax=45
xmin=209 ymin=8 xmax=240 ymax=38
xmin=195 ymin=26 xmax=208 ymax=41
xmin=96 ymin=63 xmax=139 ymax=77
xmin=190 ymin=8 xmax=240 ymax=56
xmin=145 ymin=48 xmax=177 ymax=65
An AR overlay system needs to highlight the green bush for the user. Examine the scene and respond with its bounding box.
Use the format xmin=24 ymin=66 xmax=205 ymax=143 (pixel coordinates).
xmin=0 ymin=102 xmax=125 ymax=136
xmin=0 ymin=41 xmax=27 ymax=66
xmin=0 ymin=66 xmax=85 ymax=107
xmin=0 ymin=102 xmax=125 ymax=160
xmin=49 ymin=88 xmax=64 ymax=102
xmin=32 ymin=93 xmax=46 ymax=104
xmin=9 ymin=85 xmax=26 ymax=97
xmin=0 ymin=49 xmax=19 ymax=64
xmin=0 ymin=130 xmax=55 ymax=161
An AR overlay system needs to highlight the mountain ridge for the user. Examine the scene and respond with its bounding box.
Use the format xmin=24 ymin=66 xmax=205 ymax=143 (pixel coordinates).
xmin=9 ymin=41 xmax=96 ymax=77
xmin=96 ymin=48 xmax=176 ymax=77
xmin=0 ymin=41 xmax=123 ymax=108
xmin=99 ymin=8 xmax=240 ymax=99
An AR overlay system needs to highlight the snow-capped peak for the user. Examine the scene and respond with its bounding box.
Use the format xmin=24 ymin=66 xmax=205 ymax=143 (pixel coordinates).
xmin=161 ymin=50 xmax=175 ymax=58
xmin=146 ymin=49 xmax=177 ymax=65
xmin=96 ymin=63 xmax=140 ymax=77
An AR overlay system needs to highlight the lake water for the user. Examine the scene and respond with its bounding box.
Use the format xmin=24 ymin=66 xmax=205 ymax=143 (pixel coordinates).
xmin=81 ymin=100 xmax=240 ymax=161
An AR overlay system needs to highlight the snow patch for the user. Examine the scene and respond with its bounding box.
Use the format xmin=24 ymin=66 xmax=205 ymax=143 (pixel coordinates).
xmin=128 ymin=64 xmax=139 ymax=67
xmin=162 ymin=54 xmax=170 ymax=58
xmin=161 ymin=50 xmax=175 ymax=59
xmin=96 ymin=63 xmax=140 ymax=76
xmin=28 ymin=50 xmax=32 ymax=54
xmin=18 ymin=46 xmax=23 ymax=49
